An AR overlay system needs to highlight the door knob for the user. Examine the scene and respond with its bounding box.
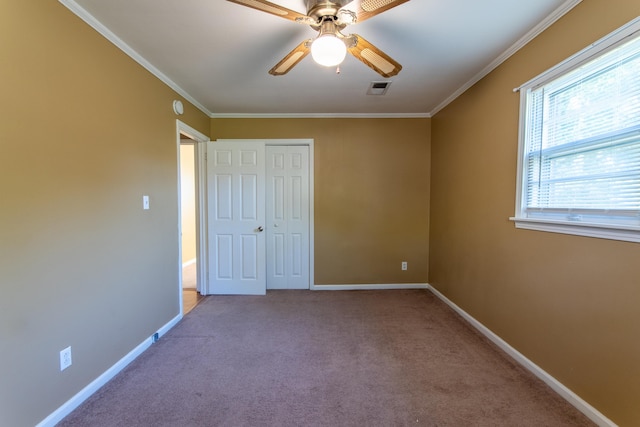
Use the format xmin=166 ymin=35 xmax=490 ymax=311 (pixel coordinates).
xmin=257 ymin=226 xmax=264 ymax=232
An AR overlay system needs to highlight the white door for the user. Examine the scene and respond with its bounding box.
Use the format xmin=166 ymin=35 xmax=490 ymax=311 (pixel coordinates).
xmin=266 ymin=146 xmax=310 ymax=289
xmin=207 ymin=140 xmax=266 ymax=295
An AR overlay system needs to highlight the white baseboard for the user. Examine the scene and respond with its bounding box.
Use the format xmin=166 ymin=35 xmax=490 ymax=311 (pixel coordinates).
xmin=182 ymin=258 xmax=196 ymax=268
xmin=311 ymin=283 xmax=429 ymax=291
xmin=427 ymin=284 xmax=617 ymax=427
xmin=37 ymin=313 xmax=182 ymax=427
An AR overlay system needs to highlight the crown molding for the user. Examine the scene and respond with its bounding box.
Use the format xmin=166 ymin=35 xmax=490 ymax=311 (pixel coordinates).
xmin=429 ymin=0 xmax=583 ymax=117
xmin=58 ymin=0 xmax=213 ymax=117
xmin=210 ymin=112 xmax=431 ymax=119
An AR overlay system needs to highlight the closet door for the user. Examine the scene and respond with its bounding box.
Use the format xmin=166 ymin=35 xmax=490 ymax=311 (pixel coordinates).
xmin=266 ymin=146 xmax=310 ymax=289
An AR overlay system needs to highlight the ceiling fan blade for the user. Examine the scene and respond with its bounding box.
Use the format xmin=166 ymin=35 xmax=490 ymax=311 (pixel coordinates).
xmin=343 ymin=0 xmax=410 ymax=24
xmin=226 ymin=0 xmax=310 ymax=23
xmin=347 ymin=34 xmax=402 ymax=77
xmin=269 ymin=40 xmax=312 ymax=76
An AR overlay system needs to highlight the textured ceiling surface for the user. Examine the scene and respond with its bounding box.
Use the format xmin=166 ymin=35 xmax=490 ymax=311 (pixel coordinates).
xmin=65 ymin=0 xmax=575 ymax=116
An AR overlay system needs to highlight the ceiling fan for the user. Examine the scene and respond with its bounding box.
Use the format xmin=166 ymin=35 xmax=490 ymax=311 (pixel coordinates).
xmin=226 ymin=0 xmax=409 ymax=77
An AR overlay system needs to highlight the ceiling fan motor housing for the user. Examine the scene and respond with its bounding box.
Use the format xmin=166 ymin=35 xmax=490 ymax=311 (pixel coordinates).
xmin=305 ymin=0 xmax=351 ymax=27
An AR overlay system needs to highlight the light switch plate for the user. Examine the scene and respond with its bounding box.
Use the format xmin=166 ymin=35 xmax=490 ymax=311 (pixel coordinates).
xmin=143 ymin=195 xmax=150 ymax=210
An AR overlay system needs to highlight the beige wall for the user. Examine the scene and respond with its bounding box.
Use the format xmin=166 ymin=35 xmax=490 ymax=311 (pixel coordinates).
xmin=211 ymin=118 xmax=431 ymax=284
xmin=180 ymin=144 xmax=197 ymax=265
xmin=7 ymin=0 xmax=636 ymax=425
xmin=429 ymin=1 xmax=640 ymax=425
xmin=0 ymin=3 xmax=210 ymax=426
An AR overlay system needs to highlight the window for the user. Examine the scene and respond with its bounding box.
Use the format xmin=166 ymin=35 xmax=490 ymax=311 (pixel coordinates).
xmin=512 ymin=18 xmax=640 ymax=243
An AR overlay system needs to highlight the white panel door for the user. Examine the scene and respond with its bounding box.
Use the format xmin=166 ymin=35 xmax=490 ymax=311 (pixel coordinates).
xmin=266 ymin=146 xmax=310 ymax=289
xmin=207 ymin=140 xmax=265 ymax=295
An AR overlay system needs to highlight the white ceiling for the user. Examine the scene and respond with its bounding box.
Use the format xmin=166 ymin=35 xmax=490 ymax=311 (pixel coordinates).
xmin=62 ymin=0 xmax=578 ymax=117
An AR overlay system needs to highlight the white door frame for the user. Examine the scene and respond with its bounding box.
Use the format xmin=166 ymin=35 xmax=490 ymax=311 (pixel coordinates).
xmin=176 ymin=120 xmax=210 ymax=310
xmin=206 ymin=139 xmax=315 ymax=293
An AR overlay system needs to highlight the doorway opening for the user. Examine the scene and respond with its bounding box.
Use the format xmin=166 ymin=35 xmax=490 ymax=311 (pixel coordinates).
xmin=179 ymin=138 xmax=202 ymax=313
xmin=176 ymin=120 xmax=209 ymax=315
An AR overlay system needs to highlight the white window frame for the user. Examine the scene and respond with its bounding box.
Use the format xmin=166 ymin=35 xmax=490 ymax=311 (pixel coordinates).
xmin=511 ymin=17 xmax=640 ymax=243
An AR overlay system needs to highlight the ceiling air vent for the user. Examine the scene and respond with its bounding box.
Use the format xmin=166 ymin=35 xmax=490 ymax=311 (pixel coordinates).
xmin=367 ymin=81 xmax=391 ymax=95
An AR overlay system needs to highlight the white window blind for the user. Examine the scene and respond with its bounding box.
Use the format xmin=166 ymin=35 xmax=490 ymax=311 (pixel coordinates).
xmin=514 ymin=21 xmax=640 ymax=240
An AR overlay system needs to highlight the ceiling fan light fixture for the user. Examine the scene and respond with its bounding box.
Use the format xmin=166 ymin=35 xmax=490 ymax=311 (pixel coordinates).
xmin=311 ymin=34 xmax=347 ymax=67
xmin=310 ymin=16 xmax=347 ymax=67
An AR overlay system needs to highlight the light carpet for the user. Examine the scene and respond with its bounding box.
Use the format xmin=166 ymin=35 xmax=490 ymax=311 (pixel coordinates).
xmin=58 ymin=290 xmax=593 ymax=426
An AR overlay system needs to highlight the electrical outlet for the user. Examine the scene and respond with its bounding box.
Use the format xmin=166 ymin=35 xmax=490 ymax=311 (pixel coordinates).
xmin=60 ymin=346 xmax=72 ymax=371
xmin=401 ymin=261 xmax=408 ymax=271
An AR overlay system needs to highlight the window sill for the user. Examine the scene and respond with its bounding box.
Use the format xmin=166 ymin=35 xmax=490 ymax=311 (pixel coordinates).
xmin=509 ymin=217 xmax=640 ymax=243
